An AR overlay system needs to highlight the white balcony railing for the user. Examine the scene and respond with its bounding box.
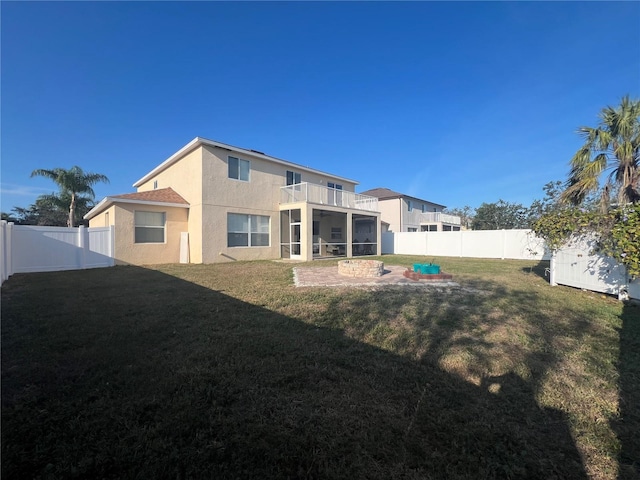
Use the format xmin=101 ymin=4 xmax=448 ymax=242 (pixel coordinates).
xmin=280 ymin=183 xmax=378 ymax=212
xmin=406 ymin=210 xmax=461 ymax=225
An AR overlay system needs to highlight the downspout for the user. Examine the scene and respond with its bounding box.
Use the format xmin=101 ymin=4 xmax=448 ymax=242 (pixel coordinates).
xmin=399 ymin=198 xmax=402 ymax=232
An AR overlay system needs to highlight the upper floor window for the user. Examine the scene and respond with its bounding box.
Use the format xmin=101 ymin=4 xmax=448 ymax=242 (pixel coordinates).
xmin=327 ymin=182 xmax=343 ymax=206
xmin=407 ymin=200 xmax=413 ymax=211
xmin=228 ymin=156 xmax=250 ymax=181
xmin=135 ymin=211 xmax=165 ymax=243
xmin=286 ymin=170 xmax=302 ymax=185
xmin=421 ymin=204 xmax=426 ymax=213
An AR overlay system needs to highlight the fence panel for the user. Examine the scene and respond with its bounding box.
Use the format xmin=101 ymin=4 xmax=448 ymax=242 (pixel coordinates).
xmin=0 ymin=222 xmax=114 ymax=283
xmin=382 ymin=229 xmax=547 ymax=260
xmin=12 ymin=226 xmax=82 ymax=273
xmin=86 ymin=227 xmax=115 ymax=268
xmin=551 ymin=236 xmax=630 ymax=297
xmin=426 ymin=232 xmax=463 ymax=257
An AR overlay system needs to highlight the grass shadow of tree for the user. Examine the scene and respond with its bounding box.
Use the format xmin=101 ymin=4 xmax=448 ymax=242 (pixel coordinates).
xmin=2 ymin=266 xmax=588 ymax=479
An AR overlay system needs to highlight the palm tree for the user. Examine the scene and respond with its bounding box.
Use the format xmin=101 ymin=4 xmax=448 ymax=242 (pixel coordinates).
xmin=31 ymin=166 xmax=109 ymax=227
xmin=561 ymin=95 xmax=640 ymax=208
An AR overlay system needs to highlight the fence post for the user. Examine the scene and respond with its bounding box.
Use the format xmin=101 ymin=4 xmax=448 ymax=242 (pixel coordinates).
xmin=549 ymin=254 xmax=557 ymax=286
xmin=6 ymin=222 xmax=14 ymax=279
xmin=78 ymin=226 xmax=87 ymax=269
xmin=0 ymin=221 xmax=6 ymax=283
xmin=109 ymin=225 xmax=116 ymax=266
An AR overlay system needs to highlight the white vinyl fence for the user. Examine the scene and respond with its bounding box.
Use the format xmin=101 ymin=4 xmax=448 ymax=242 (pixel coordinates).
xmin=1 ymin=221 xmax=115 ymax=284
xmin=550 ymin=236 xmax=640 ymax=301
xmin=382 ymin=229 xmax=549 ymax=260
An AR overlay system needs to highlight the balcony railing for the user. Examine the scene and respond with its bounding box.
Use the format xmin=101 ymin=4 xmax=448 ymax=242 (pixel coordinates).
xmin=281 ymin=183 xmax=379 ymax=212
xmin=406 ymin=210 xmax=461 ymax=225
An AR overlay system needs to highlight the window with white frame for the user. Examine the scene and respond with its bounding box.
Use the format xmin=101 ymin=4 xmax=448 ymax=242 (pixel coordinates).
xmin=286 ymin=170 xmax=302 ymax=185
xmin=227 ymin=213 xmax=270 ymax=247
xmin=421 ymin=204 xmax=426 ymax=213
xmin=135 ymin=211 xmax=165 ymax=243
xmin=327 ymin=182 xmax=343 ymax=205
xmin=228 ymin=156 xmax=250 ymax=181
xmin=407 ymin=200 xmax=413 ymax=211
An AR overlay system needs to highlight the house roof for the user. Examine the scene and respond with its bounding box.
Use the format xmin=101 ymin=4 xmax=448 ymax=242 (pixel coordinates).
xmin=84 ymin=187 xmax=189 ymax=220
xmin=133 ymin=137 xmax=359 ymax=188
xmin=359 ymin=187 xmax=446 ymax=208
xmin=111 ymin=188 xmax=189 ymax=204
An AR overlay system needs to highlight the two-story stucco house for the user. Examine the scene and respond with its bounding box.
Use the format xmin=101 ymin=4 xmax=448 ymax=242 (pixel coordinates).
xmin=359 ymin=187 xmax=461 ymax=232
xmin=85 ymin=137 xmax=381 ymax=265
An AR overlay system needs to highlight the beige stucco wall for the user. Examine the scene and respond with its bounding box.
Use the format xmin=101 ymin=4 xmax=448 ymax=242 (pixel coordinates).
xmin=124 ymin=144 xmax=362 ymax=264
xmin=197 ymin=145 xmax=359 ymax=263
xmin=109 ymin=203 xmax=188 ymax=265
xmin=378 ymin=198 xmax=402 ymax=232
xmin=88 ymin=205 xmax=116 ymax=228
xmin=136 ymin=147 xmax=204 ymax=263
xmin=378 ymin=198 xmax=445 ymax=232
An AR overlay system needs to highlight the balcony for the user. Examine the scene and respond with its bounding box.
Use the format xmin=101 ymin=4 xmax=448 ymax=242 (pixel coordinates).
xmin=281 ymin=183 xmax=379 ymax=212
xmin=407 ymin=210 xmax=461 ymax=225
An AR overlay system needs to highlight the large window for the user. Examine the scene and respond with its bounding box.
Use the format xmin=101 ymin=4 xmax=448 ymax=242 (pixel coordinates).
xmin=228 ymin=213 xmax=270 ymax=247
xmin=286 ymin=170 xmax=302 ymax=185
xmin=228 ymin=156 xmax=250 ymax=181
xmin=135 ymin=211 xmax=165 ymax=243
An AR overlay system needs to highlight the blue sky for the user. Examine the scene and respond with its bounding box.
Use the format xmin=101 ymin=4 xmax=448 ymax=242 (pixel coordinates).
xmin=2 ymin=1 xmax=639 ymax=213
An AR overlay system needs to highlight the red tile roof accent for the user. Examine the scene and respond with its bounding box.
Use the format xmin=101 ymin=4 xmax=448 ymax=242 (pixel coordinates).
xmin=111 ymin=187 xmax=189 ymax=205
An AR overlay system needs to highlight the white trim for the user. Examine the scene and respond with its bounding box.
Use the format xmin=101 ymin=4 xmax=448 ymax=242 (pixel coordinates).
xmin=132 ymin=137 xmax=359 ymax=188
xmin=84 ymin=196 xmax=189 ymax=220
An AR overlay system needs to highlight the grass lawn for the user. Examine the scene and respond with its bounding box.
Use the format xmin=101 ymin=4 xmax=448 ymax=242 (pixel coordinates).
xmin=2 ymin=256 xmax=639 ymax=479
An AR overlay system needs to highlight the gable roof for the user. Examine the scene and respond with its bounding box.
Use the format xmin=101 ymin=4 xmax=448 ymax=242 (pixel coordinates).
xmin=84 ymin=187 xmax=189 ymax=220
xmin=133 ymin=137 xmax=359 ymax=188
xmin=360 ymin=187 xmax=446 ymax=208
xmin=111 ymin=188 xmax=189 ymax=204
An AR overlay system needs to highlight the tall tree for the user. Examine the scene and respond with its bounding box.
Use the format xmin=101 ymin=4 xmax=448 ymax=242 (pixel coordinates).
xmin=472 ymin=200 xmax=528 ymax=230
xmin=30 ymin=166 xmax=109 ymax=227
xmin=561 ymin=95 xmax=640 ymax=208
xmin=443 ymin=206 xmax=475 ymax=229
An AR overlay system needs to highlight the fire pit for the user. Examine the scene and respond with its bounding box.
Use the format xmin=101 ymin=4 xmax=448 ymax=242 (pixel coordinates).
xmin=403 ymin=265 xmax=453 ymax=282
xmin=338 ymin=259 xmax=384 ymax=277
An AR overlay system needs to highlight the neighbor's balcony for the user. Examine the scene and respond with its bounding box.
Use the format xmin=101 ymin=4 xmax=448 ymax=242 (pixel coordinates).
xmin=407 ymin=210 xmax=461 ymax=225
xmin=281 ymin=183 xmax=378 ymax=212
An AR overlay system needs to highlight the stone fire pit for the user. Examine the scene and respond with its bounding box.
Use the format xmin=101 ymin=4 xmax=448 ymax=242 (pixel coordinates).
xmin=338 ymin=259 xmax=384 ymax=277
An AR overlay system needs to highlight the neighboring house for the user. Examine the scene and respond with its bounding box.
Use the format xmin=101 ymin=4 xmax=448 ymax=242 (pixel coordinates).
xmin=85 ymin=137 xmax=381 ymax=265
xmin=359 ymin=187 xmax=461 ymax=232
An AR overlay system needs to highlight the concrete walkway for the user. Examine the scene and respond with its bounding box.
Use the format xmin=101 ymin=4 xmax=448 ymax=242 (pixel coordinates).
xmin=293 ymin=265 xmax=459 ymax=288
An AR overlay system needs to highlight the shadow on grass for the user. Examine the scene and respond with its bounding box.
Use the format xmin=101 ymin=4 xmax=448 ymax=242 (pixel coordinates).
xmin=2 ymin=266 xmax=587 ymax=479
xmin=520 ymin=259 xmax=551 ymax=280
xmin=614 ymin=301 xmax=640 ymax=479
